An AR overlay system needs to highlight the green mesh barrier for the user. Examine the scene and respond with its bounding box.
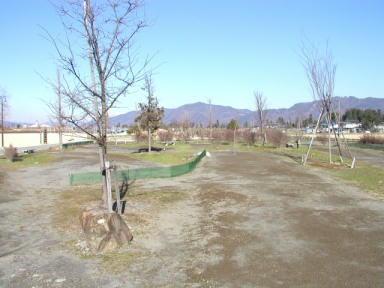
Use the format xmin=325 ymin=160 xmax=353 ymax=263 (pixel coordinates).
xmin=69 ymin=150 xmax=206 ymax=185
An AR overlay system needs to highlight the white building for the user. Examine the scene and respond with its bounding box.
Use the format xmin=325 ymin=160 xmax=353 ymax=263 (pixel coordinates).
xmin=341 ymin=121 xmax=361 ymax=133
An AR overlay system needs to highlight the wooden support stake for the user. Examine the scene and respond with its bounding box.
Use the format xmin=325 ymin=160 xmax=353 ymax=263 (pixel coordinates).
xmin=114 ymin=165 xmax=122 ymax=215
xmin=105 ymin=161 xmax=113 ymax=213
xmin=303 ymin=107 xmax=324 ymax=166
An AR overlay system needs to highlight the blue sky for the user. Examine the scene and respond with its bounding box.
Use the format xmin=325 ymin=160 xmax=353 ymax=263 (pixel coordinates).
xmin=1 ymin=0 xmax=383 ymax=123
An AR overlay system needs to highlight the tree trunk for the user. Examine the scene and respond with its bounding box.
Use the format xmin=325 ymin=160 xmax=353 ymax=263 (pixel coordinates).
xmin=233 ymin=128 xmax=236 ymax=150
xmin=58 ymin=126 xmax=63 ymax=151
xmin=98 ymin=143 xmax=109 ymax=210
xmin=1 ymin=101 xmax=3 ymax=148
xmin=57 ymin=69 xmax=63 ymax=150
xmin=148 ymin=128 xmax=151 ymax=152
xmin=327 ymin=113 xmax=332 ymax=164
xmin=263 ymin=131 xmax=267 ymax=145
xmin=331 ymin=120 xmax=344 ymax=163
xmin=261 ymin=127 xmax=267 ymax=146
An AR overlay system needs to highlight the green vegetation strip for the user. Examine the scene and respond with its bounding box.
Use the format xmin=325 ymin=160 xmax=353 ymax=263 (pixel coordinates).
xmin=333 ymin=165 xmax=384 ymax=194
xmin=0 ymin=152 xmax=55 ymax=169
xmin=69 ymin=150 xmax=206 ymax=185
xmin=350 ymin=143 xmax=384 ymax=152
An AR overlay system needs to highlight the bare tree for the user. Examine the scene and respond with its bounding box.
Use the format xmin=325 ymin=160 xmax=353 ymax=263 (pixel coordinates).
xmin=47 ymin=0 xmax=149 ymax=210
xmin=135 ymin=73 xmax=164 ymax=152
xmin=254 ymin=91 xmax=267 ymax=146
xmin=227 ymin=119 xmax=239 ymax=150
xmin=0 ymin=88 xmax=8 ymax=148
xmin=54 ymin=69 xmax=64 ymax=150
xmin=301 ymin=42 xmax=347 ymax=165
xmin=208 ymin=98 xmax=213 ymax=140
xmin=179 ymin=111 xmax=191 ymax=142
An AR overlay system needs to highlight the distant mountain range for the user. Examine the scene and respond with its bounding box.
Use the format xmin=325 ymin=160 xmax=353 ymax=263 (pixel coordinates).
xmin=6 ymin=96 xmax=383 ymax=128
xmin=109 ymin=96 xmax=384 ymax=127
xmin=3 ymin=121 xmax=31 ymax=128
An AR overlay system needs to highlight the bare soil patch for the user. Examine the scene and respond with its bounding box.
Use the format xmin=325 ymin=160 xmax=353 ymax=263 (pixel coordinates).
xmin=1 ymin=148 xmax=384 ymax=287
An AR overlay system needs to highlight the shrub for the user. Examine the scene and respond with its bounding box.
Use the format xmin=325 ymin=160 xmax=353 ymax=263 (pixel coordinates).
xmin=181 ymin=129 xmax=192 ymax=142
xmin=359 ymin=134 xmax=384 ymax=145
xmin=267 ymin=129 xmax=287 ymax=147
xmin=4 ymin=145 xmax=18 ymax=162
xmin=135 ymin=132 xmax=147 ymax=143
xmin=194 ymin=128 xmax=208 ymax=139
xmin=224 ymin=129 xmax=234 ymax=142
xmin=211 ymin=130 xmax=225 ymax=142
xmin=242 ymin=130 xmax=256 ymax=145
xmin=316 ymin=135 xmax=328 ymax=145
xmin=158 ymin=130 xmax=174 ymax=142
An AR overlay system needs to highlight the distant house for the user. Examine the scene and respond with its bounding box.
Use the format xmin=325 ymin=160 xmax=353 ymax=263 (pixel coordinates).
xmin=303 ymin=127 xmax=317 ymax=133
xmin=320 ymin=122 xmax=339 ymax=132
xmin=374 ymin=122 xmax=384 ymax=133
xmin=28 ymin=122 xmax=51 ymax=129
xmin=340 ymin=120 xmax=361 ymax=133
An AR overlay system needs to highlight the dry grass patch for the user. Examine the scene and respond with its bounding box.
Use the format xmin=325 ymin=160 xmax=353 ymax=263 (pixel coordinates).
xmin=97 ymin=249 xmax=140 ymax=274
xmin=0 ymin=152 xmax=55 ymax=170
xmin=53 ymin=185 xmax=101 ymax=232
xmin=128 ymin=185 xmax=188 ymax=205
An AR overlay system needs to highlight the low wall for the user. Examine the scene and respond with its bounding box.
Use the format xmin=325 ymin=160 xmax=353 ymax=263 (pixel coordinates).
xmin=0 ymin=132 xmax=89 ymax=148
xmin=302 ymin=133 xmax=384 ymax=141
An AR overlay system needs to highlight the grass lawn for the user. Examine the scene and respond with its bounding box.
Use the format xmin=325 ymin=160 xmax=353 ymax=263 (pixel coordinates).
xmin=116 ymin=141 xmax=350 ymax=166
xmin=251 ymin=144 xmax=384 ymax=195
xmin=128 ymin=142 xmax=199 ymax=165
xmin=255 ymin=144 xmax=345 ymax=165
xmin=350 ymin=142 xmax=384 ymax=152
xmin=117 ymin=141 xmax=249 ymax=165
xmin=333 ymin=164 xmax=384 ymax=195
xmin=0 ymin=152 xmax=55 ymax=169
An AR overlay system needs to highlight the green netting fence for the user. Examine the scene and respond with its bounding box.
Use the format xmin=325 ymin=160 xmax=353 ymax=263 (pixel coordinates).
xmin=69 ymin=150 xmax=206 ymax=185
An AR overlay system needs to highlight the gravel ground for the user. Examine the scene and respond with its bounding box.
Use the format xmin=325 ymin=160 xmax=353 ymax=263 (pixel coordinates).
xmin=1 ymin=148 xmax=384 ymax=287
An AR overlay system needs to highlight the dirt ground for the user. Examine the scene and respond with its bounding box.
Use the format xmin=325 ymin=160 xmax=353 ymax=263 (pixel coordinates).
xmin=1 ymin=147 xmax=384 ymax=287
xmin=350 ymin=147 xmax=384 ymax=168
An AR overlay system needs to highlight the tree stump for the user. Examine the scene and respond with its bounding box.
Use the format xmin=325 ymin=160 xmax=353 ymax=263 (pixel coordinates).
xmin=79 ymin=204 xmax=133 ymax=252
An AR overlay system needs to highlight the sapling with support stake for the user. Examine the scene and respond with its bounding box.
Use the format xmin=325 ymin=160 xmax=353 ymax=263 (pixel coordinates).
xmin=46 ymin=0 xmax=150 ymax=211
xmin=301 ymin=41 xmax=355 ymax=167
xmin=135 ymin=73 xmax=164 ymax=153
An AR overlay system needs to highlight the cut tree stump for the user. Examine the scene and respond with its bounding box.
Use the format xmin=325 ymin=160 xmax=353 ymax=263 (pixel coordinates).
xmin=80 ymin=204 xmax=133 ymax=252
